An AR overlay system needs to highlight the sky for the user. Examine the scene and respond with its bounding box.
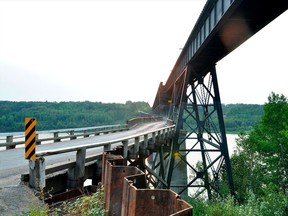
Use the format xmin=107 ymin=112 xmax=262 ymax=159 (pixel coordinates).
xmin=0 ymin=0 xmax=287 ymax=106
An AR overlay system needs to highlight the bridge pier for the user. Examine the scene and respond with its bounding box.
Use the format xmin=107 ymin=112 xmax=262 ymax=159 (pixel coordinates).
xmin=67 ymin=148 xmax=86 ymax=189
xmin=29 ymin=157 xmax=46 ymax=190
xmin=170 ymin=129 xmax=188 ymax=199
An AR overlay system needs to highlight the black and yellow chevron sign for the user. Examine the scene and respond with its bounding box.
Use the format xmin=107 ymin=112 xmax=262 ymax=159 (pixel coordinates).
xmin=25 ymin=118 xmax=36 ymax=160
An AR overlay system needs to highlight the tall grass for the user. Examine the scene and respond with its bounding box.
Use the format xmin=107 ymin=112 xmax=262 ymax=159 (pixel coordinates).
xmin=188 ymin=190 xmax=288 ymax=216
xmin=19 ymin=186 xmax=106 ymax=216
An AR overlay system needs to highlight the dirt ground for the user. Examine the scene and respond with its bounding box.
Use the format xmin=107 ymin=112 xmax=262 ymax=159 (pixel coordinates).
xmin=0 ymin=183 xmax=44 ymax=216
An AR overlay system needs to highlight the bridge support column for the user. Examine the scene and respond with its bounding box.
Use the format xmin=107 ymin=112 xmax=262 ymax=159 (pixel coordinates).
xmin=129 ymin=137 xmax=139 ymax=159
xmin=122 ymin=140 xmax=128 ymax=158
xmin=67 ymin=148 xmax=86 ymax=189
xmin=104 ymin=143 xmax=112 ymax=151
xmin=29 ymin=157 xmax=46 ymax=190
xmin=170 ymin=129 xmax=188 ymax=199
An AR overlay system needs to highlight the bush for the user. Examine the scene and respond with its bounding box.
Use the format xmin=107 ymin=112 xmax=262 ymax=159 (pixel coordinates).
xmin=51 ymin=186 xmax=106 ymax=216
xmin=21 ymin=186 xmax=106 ymax=216
xmin=188 ymin=190 xmax=288 ymax=216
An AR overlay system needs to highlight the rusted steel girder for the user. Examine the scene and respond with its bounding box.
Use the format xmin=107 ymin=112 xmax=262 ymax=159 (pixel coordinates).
xmin=102 ymin=152 xmax=192 ymax=216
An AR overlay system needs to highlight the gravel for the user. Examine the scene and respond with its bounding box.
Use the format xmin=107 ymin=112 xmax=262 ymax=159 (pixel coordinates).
xmin=0 ymin=183 xmax=44 ymax=216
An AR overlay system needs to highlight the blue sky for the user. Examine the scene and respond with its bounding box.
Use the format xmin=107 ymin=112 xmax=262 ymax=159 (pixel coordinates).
xmin=0 ymin=0 xmax=287 ymax=105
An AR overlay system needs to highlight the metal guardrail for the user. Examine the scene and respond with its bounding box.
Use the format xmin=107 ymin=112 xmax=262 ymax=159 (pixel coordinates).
xmin=126 ymin=116 xmax=163 ymax=128
xmin=0 ymin=124 xmax=128 ymax=149
xmin=28 ymin=124 xmax=175 ymax=191
xmin=36 ymin=124 xmax=174 ymax=157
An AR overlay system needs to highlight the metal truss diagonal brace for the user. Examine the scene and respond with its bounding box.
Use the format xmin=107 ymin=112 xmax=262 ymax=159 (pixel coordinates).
xmin=211 ymin=66 xmax=235 ymax=197
xmin=165 ymin=64 xmax=234 ymax=199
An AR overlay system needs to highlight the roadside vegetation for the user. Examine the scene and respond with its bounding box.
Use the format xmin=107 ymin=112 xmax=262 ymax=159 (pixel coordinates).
xmin=189 ymin=92 xmax=288 ymax=215
xmin=20 ymin=186 xmax=106 ymax=216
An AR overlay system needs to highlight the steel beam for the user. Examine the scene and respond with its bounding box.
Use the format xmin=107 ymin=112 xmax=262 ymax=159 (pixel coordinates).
xmin=163 ymin=65 xmax=234 ymax=199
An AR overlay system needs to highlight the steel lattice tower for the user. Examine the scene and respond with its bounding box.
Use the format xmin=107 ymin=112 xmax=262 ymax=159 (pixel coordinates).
xmin=151 ymin=65 xmax=234 ymax=199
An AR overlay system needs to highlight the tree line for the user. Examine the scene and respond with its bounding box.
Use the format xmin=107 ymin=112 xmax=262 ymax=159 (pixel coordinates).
xmin=0 ymin=100 xmax=151 ymax=132
xmin=0 ymin=100 xmax=263 ymax=133
xmin=222 ymin=103 xmax=263 ymax=133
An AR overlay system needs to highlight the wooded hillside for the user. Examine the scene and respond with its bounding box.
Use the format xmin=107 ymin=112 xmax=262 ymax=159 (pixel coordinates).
xmin=0 ymin=101 xmax=262 ymax=133
xmin=222 ymin=104 xmax=263 ymax=133
xmin=0 ymin=101 xmax=150 ymax=132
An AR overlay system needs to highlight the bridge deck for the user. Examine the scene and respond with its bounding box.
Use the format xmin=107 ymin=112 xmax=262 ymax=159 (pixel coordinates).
xmin=153 ymin=0 xmax=288 ymax=109
xmin=0 ymin=121 xmax=167 ymax=187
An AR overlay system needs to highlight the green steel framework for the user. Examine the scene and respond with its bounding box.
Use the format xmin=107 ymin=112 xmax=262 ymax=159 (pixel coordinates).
xmin=149 ymin=65 xmax=234 ymax=199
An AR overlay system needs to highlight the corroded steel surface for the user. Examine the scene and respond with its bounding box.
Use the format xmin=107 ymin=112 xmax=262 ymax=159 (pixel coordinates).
xmin=45 ymin=185 xmax=98 ymax=205
xmin=102 ymin=152 xmax=192 ymax=216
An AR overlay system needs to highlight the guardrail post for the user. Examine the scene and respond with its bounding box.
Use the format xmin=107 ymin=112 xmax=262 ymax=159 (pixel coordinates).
xmin=95 ymin=129 xmax=100 ymax=136
xmin=70 ymin=131 xmax=76 ymax=140
xmin=160 ymin=130 xmax=165 ymax=145
xmin=6 ymin=135 xmax=15 ymax=150
xmin=148 ymin=132 xmax=156 ymax=149
xmin=67 ymin=148 xmax=86 ymax=189
xmin=164 ymin=129 xmax=169 ymax=142
xmin=54 ymin=132 xmax=60 ymax=142
xmin=144 ymin=134 xmax=148 ymax=148
xmin=140 ymin=134 xmax=148 ymax=155
xmin=29 ymin=157 xmax=46 ymax=190
xmin=83 ymin=130 xmax=89 ymax=138
xmin=36 ymin=134 xmax=41 ymax=145
xmin=156 ymin=131 xmax=161 ymax=147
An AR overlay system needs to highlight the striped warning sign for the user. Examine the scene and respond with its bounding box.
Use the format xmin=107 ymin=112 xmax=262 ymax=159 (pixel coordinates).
xmin=25 ymin=118 xmax=36 ymax=160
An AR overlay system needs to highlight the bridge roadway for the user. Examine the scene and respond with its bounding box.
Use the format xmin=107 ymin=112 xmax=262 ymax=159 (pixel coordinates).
xmin=0 ymin=121 xmax=167 ymax=187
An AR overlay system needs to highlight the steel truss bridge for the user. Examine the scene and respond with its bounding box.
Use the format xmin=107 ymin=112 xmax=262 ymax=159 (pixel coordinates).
xmin=151 ymin=0 xmax=287 ymax=199
xmin=0 ymin=0 xmax=287 ymax=214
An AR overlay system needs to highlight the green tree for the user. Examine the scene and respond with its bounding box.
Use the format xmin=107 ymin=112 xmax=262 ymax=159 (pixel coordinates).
xmin=228 ymin=92 xmax=288 ymax=214
xmin=0 ymin=101 xmax=151 ymax=132
xmin=247 ymin=92 xmax=288 ymax=194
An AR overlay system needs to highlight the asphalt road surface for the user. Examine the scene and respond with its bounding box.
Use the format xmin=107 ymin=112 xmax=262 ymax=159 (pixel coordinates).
xmin=0 ymin=121 xmax=167 ymax=187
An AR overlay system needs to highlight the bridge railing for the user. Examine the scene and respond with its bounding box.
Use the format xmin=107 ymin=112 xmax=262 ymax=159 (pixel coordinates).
xmin=165 ymin=0 xmax=236 ymax=89
xmin=28 ymin=124 xmax=175 ymax=191
xmin=126 ymin=116 xmax=163 ymax=128
xmin=0 ymin=124 xmax=128 ymax=150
